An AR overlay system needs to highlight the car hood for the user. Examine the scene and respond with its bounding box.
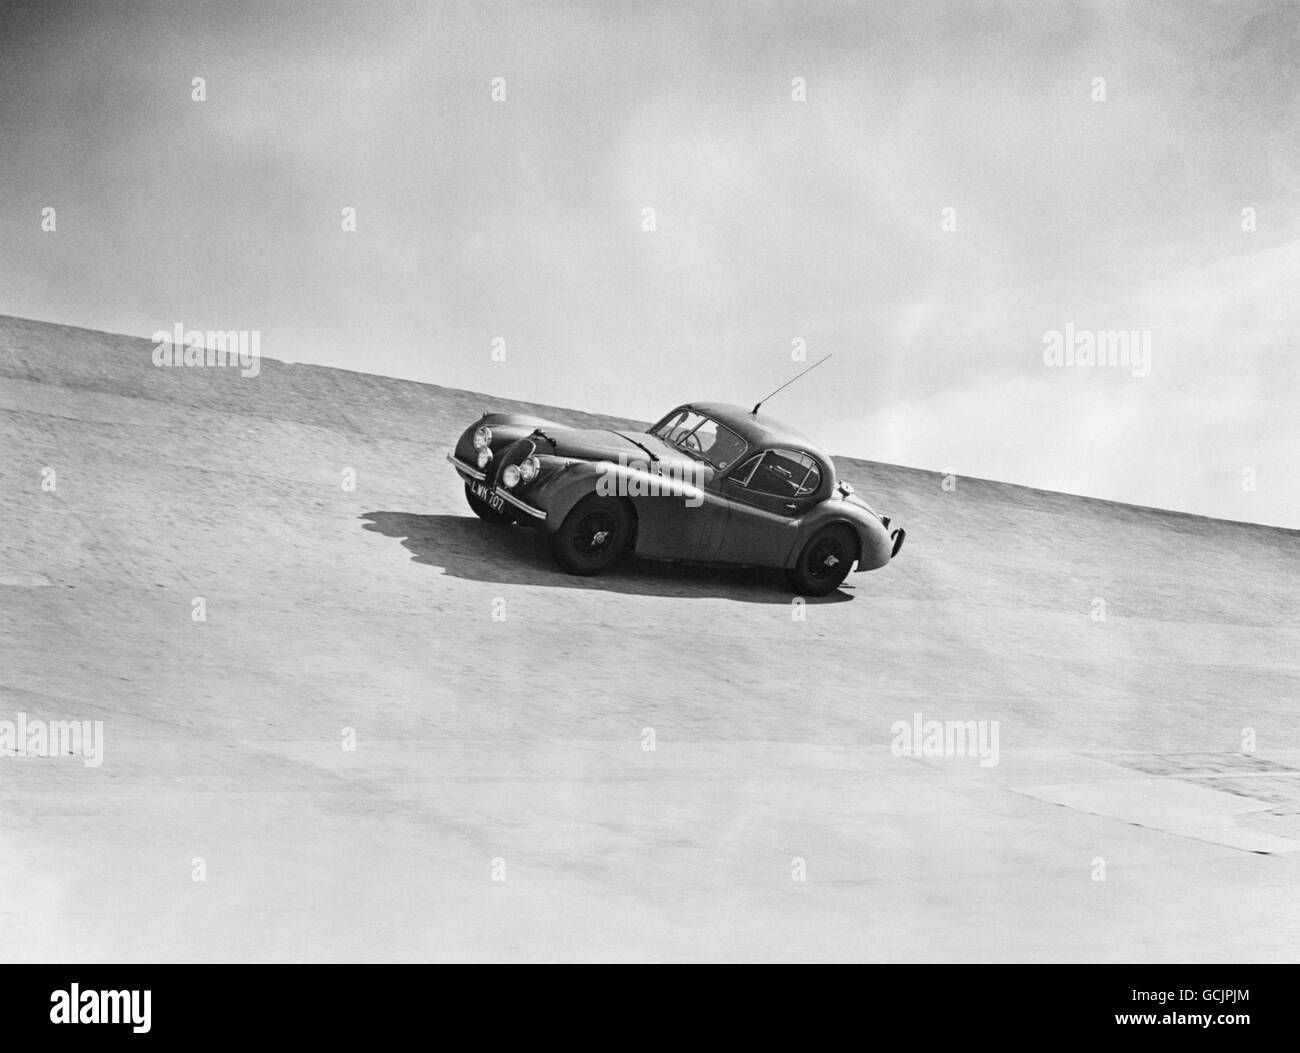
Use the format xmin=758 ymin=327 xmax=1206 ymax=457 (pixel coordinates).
xmin=530 ymin=427 xmax=699 ymax=472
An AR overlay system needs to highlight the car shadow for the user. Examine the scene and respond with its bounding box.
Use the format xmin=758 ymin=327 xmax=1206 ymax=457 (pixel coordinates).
xmin=360 ymin=512 xmax=854 ymax=604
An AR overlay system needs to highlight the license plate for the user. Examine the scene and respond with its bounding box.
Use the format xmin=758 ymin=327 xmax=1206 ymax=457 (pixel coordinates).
xmin=470 ymin=479 xmax=505 ymax=513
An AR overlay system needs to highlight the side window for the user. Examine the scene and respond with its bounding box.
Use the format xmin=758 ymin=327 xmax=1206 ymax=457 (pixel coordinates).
xmin=730 ymin=453 xmax=763 ymax=487
xmin=735 ymin=449 xmax=822 ymax=499
xmin=791 ymin=455 xmax=821 ymax=496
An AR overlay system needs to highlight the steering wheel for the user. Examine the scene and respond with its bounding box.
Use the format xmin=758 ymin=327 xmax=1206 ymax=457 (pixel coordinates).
xmin=681 ymin=432 xmax=703 ymax=454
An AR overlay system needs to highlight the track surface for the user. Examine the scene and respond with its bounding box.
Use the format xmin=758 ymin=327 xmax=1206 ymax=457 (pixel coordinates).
xmin=2 ymin=315 xmax=1299 ymax=962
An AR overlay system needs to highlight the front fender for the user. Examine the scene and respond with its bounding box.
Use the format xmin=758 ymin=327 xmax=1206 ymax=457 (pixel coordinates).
xmin=529 ymin=459 xmax=707 ymax=536
xmin=528 ymin=462 xmax=612 ymax=535
xmin=452 ymin=413 xmax=562 ymax=466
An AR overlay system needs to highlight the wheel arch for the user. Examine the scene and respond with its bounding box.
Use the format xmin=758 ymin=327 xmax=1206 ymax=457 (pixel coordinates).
xmin=533 ymin=464 xmax=639 ymax=537
xmin=788 ymin=512 xmax=887 ymax=572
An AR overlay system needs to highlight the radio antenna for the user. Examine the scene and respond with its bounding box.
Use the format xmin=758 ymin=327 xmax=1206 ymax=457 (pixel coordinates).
xmin=752 ymin=354 xmax=832 ymax=415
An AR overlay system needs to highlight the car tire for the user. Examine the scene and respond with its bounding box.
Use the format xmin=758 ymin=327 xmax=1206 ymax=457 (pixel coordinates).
xmin=786 ymin=524 xmax=856 ymax=596
xmin=551 ymin=494 xmax=632 ymax=576
xmin=465 ymin=482 xmax=515 ymax=525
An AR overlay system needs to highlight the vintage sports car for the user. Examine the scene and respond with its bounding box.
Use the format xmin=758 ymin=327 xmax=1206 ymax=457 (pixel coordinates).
xmin=447 ymin=401 xmax=904 ymax=595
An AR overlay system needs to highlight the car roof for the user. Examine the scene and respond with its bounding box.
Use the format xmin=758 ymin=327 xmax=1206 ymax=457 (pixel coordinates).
xmin=675 ymin=401 xmax=830 ymax=460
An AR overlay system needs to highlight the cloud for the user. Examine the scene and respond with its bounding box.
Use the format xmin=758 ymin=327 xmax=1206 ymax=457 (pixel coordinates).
xmin=0 ymin=0 xmax=1295 ymax=525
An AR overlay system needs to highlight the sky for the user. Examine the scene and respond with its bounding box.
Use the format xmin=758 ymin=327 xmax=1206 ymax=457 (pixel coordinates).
xmin=1 ymin=0 xmax=1297 ymax=526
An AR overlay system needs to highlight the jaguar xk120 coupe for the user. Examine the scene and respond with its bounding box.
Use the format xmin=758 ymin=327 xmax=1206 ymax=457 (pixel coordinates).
xmin=447 ymin=401 xmax=904 ymax=596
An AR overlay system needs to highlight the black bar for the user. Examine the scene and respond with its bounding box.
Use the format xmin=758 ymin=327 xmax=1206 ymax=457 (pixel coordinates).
xmin=0 ymin=965 xmax=1291 ymax=1041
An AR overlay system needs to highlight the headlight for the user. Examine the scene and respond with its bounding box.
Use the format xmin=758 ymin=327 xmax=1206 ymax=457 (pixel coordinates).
xmin=476 ymin=447 xmax=492 ymax=469
xmin=518 ymin=455 xmax=540 ymax=483
xmin=502 ymin=464 xmax=521 ymax=488
xmin=472 ymin=426 xmax=493 ymax=450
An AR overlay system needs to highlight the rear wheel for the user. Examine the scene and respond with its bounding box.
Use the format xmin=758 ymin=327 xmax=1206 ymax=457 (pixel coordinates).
xmin=465 ymin=482 xmax=514 ymax=525
xmin=551 ymin=494 xmax=632 ymax=576
xmin=786 ymin=524 xmax=856 ymax=596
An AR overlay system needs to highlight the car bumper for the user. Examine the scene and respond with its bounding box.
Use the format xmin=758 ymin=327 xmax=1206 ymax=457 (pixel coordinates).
xmin=447 ymin=453 xmax=548 ymax=521
xmin=851 ymin=521 xmax=904 ymax=572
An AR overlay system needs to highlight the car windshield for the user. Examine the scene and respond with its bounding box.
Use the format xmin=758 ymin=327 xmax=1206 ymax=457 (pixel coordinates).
xmin=651 ymin=409 xmax=748 ymax=470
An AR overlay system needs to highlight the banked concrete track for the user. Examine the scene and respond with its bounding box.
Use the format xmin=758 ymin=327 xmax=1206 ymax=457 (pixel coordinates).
xmin=2 ymin=314 xmax=1298 ymax=962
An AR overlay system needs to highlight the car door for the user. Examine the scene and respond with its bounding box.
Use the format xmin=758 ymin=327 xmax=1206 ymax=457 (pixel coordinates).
xmin=626 ymin=460 xmax=733 ymax=562
xmin=716 ymin=448 xmax=824 ymax=566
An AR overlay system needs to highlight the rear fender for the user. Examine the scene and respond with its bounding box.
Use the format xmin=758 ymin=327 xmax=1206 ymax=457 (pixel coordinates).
xmin=790 ymin=501 xmax=892 ymax=572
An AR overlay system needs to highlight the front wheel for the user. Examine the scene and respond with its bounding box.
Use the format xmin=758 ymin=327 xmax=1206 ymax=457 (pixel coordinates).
xmin=550 ymin=494 xmax=632 ymax=576
xmin=786 ymin=524 xmax=856 ymax=596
